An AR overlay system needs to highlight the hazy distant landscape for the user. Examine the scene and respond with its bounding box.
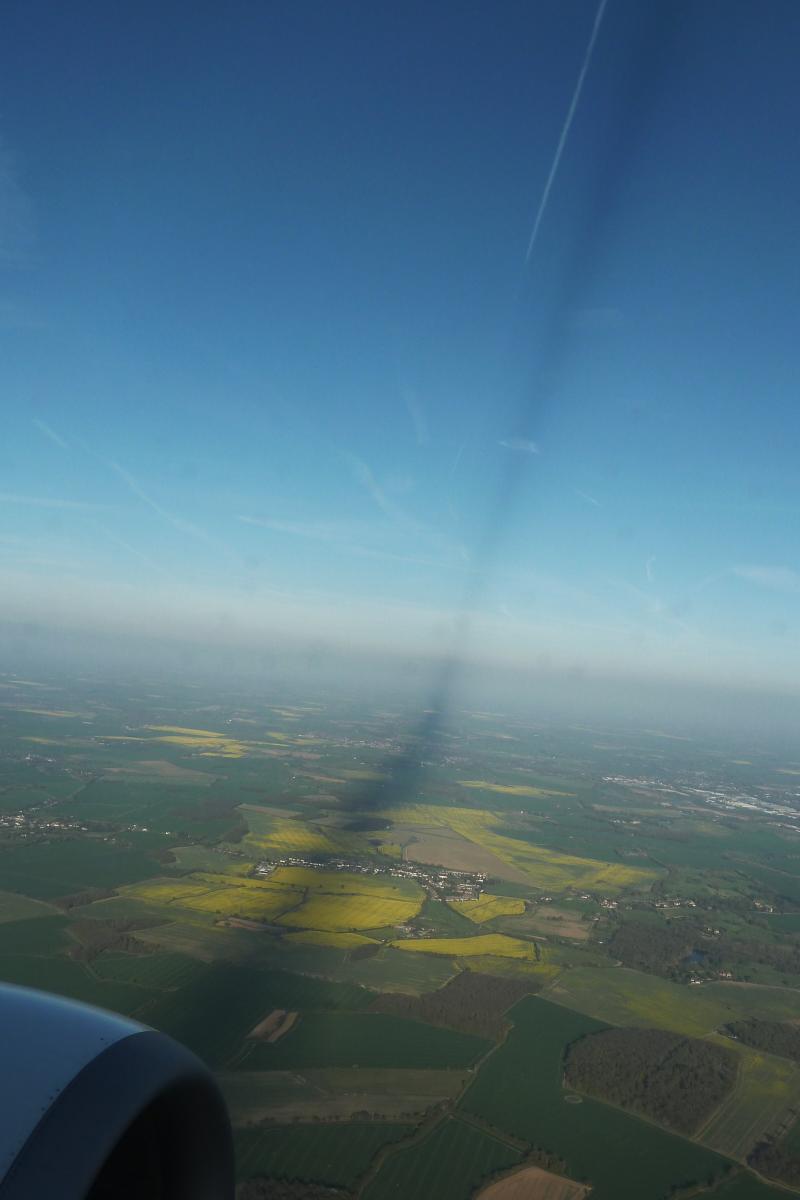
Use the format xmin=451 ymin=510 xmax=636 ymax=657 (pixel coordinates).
xmin=1 ymin=669 xmax=799 ymax=1199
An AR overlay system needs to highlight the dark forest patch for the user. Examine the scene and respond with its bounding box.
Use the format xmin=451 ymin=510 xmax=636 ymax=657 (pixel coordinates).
xmin=563 ymin=1027 xmax=737 ymax=1136
xmin=370 ymin=970 xmax=535 ymax=1040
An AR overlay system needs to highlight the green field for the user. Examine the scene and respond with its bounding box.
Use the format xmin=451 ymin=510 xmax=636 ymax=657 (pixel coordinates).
xmin=710 ymin=1171 xmax=794 ymax=1199
xmin=235 ymin=1122 xmax=414 ymax=1188
xmin=92 ymin=951 xmax=206 ymax=990
xmin=222 ymin=1067 xmax=468 ymax=1124
xmin=0 ymin=915 xmax=71 ymax=955
xmin=699 ymin=1042 xmax=800 ymax=1160
xmin=544 ymin=967 xmax=733 ymax=1036
xmin=0 ymin=890 xmax=60 ymax=923
xmin=139 ymin=963 xmax=372 ymax=1067
xmin=765 ymin=913 xmax=800 ymax=934
xmin=0 ymin=953 xmax=153 ymax=1015
xmin=292 ymin=944 xmax=459 ymax=995
xmin=239 ymin=1011 xmax=490 ymax=1070
xmin=362 ymin=1116 xmax=521 ymax=1200
xmin=0 ymin=839 xmax=162 ymax=899
xmin=459 ymin=996 xmax=732 ymax=1200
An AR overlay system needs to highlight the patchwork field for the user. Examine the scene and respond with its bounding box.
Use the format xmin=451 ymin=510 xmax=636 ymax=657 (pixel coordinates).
xmin=458 ymin=781 xmax=574 ymax=798
xmin=501 ymin=905 xmax=592 ymax=941
xmin=92 ymin=951 xmax=205 ymax=990
xmin=283 ymin=929 xmax=379 ymax=949
xmin=544 ymin=967 xmax=731 ymax=1037
xmin=243 ymin=815 xmax=360 ymax=856
xmin=122 ymin=874 xmax=303 ymax=922
xmin=221 ymin=1067 xmax=469 ymax=1124
xmin=235 ymin=1121 xmax=414 ymax=1188
xmin=279 ymin=893 xmax=421 ymax=931
xmin=449 ymin=895 xmax=526 ymax=924
xmin=138 ymin=963 xmax=371 ymax=1067
xmin=391 ymin=934 xmax=536 ymax=960
xmin=269 ymin=867 xmax=423 ymax=901
xmin=459 ymin=997 xmax=732 ymax=1200
xmin=384 ymin=806 xmax=658 ymax=894
xmin=699 ymin=1042 xmax=800 ymax=1160
xmin=239 ymin=1011 xmax=490 ymax=1070
xmin=3 ymin=679 xmax=800 ymax=1200
xmin=476 ymin=1165 xmax=589 ymax=1200
xmin=362 ymin=1116 xmax=521 ymax=1200
xmin=403 ymin=830 xmax=531 ymax=882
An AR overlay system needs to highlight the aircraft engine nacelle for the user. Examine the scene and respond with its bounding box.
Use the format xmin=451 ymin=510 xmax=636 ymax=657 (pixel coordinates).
xmin=0 ymin=983 xmax=234 ymax=1199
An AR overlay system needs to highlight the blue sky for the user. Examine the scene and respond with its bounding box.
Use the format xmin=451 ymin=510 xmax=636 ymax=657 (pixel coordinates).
xmin=2 ymin=0 xmax=800 ymax=692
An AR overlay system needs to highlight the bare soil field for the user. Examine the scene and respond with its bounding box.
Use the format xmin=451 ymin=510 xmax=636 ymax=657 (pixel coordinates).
xmin=268 ymin=1011 xmax=298 ymax=1042
xmin=504 ymin=907 xmax=590 ymax=941
xmin=102 ymin=760 xmax=215 ymax=784
xmin=476 ymin=1165 xmax=590 ymax=1200
xmin=249 ymin=1009 xmax=288 ymax=1039
xmin=401 ymin=831 xmax=530 ymax=884
xmin=239 ymin=803 xmax=306 ymax=819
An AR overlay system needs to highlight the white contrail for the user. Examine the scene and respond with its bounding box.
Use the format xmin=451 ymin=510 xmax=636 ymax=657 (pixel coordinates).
xmin=525 ymin=0 xmax=609 ymax=264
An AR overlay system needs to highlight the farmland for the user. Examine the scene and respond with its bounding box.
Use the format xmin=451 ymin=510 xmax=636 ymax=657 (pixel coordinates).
xmin=699 ymin=1043 xmax=800 ymax=1160
xmin=449 ymin=894 xmax=526 ymax=924
xmin=476 ymin=1166 xmax=589 ymax=1200
xmin=138 ymin=964 xmax=372 ymax=1067
xmin=235 ymin=1122 xmax=414 ymax=1188
xmin=459 ymin=996 xmax=736 ymax=1200
xmin=238 ymin=1011 xmax=490 ymax=1070
xmin=380 ymin=805 xmax=658 ymax=893
xmin=391 ymin=934 xmax=536 ymax=959
xmin=283 ymin=930 xmax=379 ymax=949
xmin=221 ymin=1068 xmax=469 ymax=1124
xmin=362 ymin=1116 xmax=521 ymax=1200
xmin=279 ymin=893 xmax=421 ymax=931
xmin=2 ymin=674 xmax=800 ymax=1197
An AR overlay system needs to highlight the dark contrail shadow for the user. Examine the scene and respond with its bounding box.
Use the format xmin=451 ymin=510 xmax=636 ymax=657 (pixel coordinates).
xmin=347 ymin=0 xmax=687 ymax=815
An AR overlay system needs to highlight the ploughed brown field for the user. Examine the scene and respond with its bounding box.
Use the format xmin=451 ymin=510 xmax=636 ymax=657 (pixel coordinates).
xmin=504 ymin=906 xmax=591 ymax=941
xmin=401 ymin=829 xmax=530 ymax=883
xmin=476 ymin=1165 xmax=590 ymax=1200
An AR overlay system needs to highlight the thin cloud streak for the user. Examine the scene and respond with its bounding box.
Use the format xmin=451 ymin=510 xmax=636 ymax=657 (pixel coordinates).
xmin=403 ymin=390 xmax=430 ymax=447
xmin=345 ymin=452 xmax=412 ymax=526
xmin=238 ymin=515 xmax=365 ymax=543
xmin=449 ymin=440 xmax=467 ymax=480
xmin=525 ymin=0 xmax=608 ymax=263
xmin=0 ymin=493 xmax=105 ymax=511
xmin=499 ymin=437 xmax=540 ymax=455
xmin=575 ymin=489 xmax=600 ymax=506
xmin=94 ymin=523 xmax=170 ymax=578
xmin=33 ymin=418 xmax=69 ymax=450
xmin=731 ymin=565 xmax=800 ymax=593
xmin=109 ymin=461 xmax=212 ymax=544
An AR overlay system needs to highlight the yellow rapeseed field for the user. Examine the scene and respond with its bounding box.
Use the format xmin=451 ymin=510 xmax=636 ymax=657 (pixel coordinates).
xmin=244 ymin=819 xmax=353 ymax=856
xmin=126 ymin=873 xmax=303 ymax=921
xmin=448 ymin=894 xmax=525 ymax=923
xmin=458 ymin=780 xmax=573 ymax=798
xmin=14 ymin=708 xmax=81 ymax=718
xmin=143 ymin=725 xmax=249 ymax=756
xmin=125 ymin=879 xmax=222 ymax=905
xmin=269 ymin=867 xmax=422 ymax=901
xmin=278 ymin=892 xmax=421 ymax=931
xmin=377 ymin=804 xmax=657 ymax=893
xmin=189 ymin=873 xmax=300 ymax=892
xmin=283 ymin=930 xmax=379 ymax=949
xmin=391 ymin=934 xmax=535 ymax=959
xmin=183 ymin=889 xmax=298 ymax=921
